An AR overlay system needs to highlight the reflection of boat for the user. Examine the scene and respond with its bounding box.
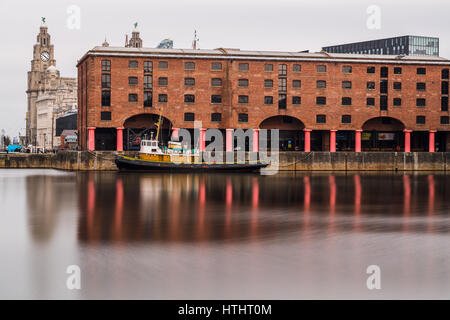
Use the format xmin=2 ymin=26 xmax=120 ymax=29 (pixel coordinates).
xmin=115 ymin=134 xmax=268 ymax=172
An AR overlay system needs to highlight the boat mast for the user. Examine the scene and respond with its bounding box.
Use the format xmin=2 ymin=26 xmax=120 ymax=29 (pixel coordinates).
xmin=155 ymin=106 xmax=163 ymax=142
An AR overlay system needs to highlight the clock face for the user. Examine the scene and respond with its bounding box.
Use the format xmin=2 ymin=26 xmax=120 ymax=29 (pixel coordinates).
xmin=40 ymin=51 xmax=50 ymax=62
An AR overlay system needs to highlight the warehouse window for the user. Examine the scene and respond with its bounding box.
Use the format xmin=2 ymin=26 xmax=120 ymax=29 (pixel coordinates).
xmin=317 ymin=80 xmax=326 ymax=88
xmin=417 ymin=67 xmax=426 ymax=75
xmin=100 ymin=111 xmax=111 ymax=121
xmin=441 ymin=116 xmax=449 ymax=125
xmin=416 ymin=116 xmax=426 ymax=124
xmin=442 ymin=81 xmax=449 ymax=95
xmin=367 ymin=82 xmax=375 ymax=90
xmin=128 ymin=60 xmax=138 ymax=69
xmin=144 ymin=75 xmax=152 ymax=89
xmin=239 ymin=63 xmax=249 ymax=71
xmin=238 ymin=79 xmax=249 ymax=87
xmin=278 ymin=64 xmax=287 ymax=76
xmin=292 ymin=80 xmax=301 ymax=88
xmin=278 ymin=94 xmax=287 ymax=109
xmin=101 ymin=90 xmax=111 ymax=107
xmin=367 ymin=97 xmax=375 ymax=106
xmin=342 ymin=115 xmax=351 ymax=124
xmin=211 ymin=113 xmax=222 ymax=122
xmin=158 ymin=77 xmax=168 ymax=86
xmin=279 ymin=78 xmax=287 ymax=92
xmin=128 ymin=77 xmax=138 ymax=85
xmin=211 ymin=95 xmax=222 ymax=104
xmin=342 ymin=97 xmax=352 ymax=105
xmin=211 ymin=78 xmax=222 ymax=87
xmin=128 ymin=94 xmax=138 ymax=102
xmin=317 ymin=65 xmax=327 ymax=73
xmin=293 ymin=64 xmax=301 ymax=72
xmin=367 ymin=66 xmax=375 ymax=74
xmin=101 ymin=74 xmax=111 ymax=88
xmin=442 ymin=97 xmax=449 ymax=111
xmin=264 ymin=79 xmax=273 ymax=88
xmin=316 ymin=96 xmax=326 ymax=105
xmin=380 ymin=67 xmax=388 ymax=78
xmin=265 ymin=64 xmax=273 ymax=72
xmin=144 ymin=61 xmax=153 ymax=73
xmin=238 ymin=113 xmax=248 ymax=122
xmin=342 ymin=81 xmax=352 ymax=89
xmin=342 ymin=65 xmax=352 ymax=73
xmin=416 ymin=82 xmax=426 ymax=91
xmin=184 ymin=78 xmax=195 ymax=86
xmin=394 ymin=67 xmax=402 ymax=74
xmin=159 ymin=61 xmax=168 ymax=69
xmin=264 ymin=96 xmax=273 ymax=105
xmin=442 ymin=69 xmax=449 ymax=80
xmin=393 ymin=98 xmax=402 ymax=106
xmin=184 ymin=113 xmax=195 ymax=122
xmin=380 ymin=96 xmax=388 ymax=110
xmin=238 ymin=95 xmax=248 ymax=104
xmin=211 ymin=62 xmax=222 ymax=71
xmin=144 ymin=91 xmax=152 ymax=107
xmin=292 ymin=96 xmax=301 ymax=105
xmin=393 ymin=82 xmax=402 ymax=90
xmin=101 ymin=60 xmax=111 ymax=72
xmin=158 ymin=94 xmax=167 ymax=103
xmin=416 ymin=98 xmax=426 ymax=107
xmin=184 ymin=94 xmax=195 ymax=103
xmin=316 ymin=115 xmax=326 ymax=124
xmin=184 ymin=62 xmax=195 ymax=70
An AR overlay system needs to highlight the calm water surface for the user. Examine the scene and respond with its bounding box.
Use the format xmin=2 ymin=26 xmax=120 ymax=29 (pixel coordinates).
xmin=0 ymin=169 xmax=449 ymax=299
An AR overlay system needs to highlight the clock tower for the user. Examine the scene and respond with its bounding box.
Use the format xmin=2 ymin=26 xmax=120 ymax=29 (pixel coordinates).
xmin=26 ymin=19 xmax=56 ymax=145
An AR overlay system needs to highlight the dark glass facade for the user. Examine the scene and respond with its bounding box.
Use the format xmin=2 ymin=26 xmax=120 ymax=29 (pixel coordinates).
xmin=323 ymin=36 xmax=439 ymax=56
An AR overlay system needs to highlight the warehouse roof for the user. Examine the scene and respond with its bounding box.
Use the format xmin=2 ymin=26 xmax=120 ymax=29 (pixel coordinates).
xmin=77 ymin=46 xmax=450 ymax=66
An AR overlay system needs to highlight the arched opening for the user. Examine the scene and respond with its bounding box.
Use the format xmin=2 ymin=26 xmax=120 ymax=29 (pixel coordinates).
xmin=123 ymin=114 xmax=173 ymax=151
xmin=362 ymin=117 xmax=405 ymax=151
xmin=259 ymin=116 xmax=305 ymax=151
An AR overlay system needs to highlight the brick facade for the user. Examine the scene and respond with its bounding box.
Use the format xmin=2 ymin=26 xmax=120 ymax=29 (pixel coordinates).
xmin=77 ymin=46 xmax=450 ymax=151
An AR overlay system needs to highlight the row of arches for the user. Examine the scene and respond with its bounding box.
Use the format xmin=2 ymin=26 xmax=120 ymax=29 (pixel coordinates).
xmin=92 ymin=113 xmax=447 ymax=152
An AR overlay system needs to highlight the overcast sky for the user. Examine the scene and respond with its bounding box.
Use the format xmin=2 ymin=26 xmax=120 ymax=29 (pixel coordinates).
xmin=0 ymin=0 xmax=449 ymax=137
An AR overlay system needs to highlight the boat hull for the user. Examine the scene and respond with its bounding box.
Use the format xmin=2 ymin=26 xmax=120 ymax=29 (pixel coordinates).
xmin=115 ymin=155 xmax=268 ymax=172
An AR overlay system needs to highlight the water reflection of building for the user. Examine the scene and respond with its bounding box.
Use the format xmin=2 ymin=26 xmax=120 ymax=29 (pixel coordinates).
xmin=77 ymin=173 xmax=449 ymax=244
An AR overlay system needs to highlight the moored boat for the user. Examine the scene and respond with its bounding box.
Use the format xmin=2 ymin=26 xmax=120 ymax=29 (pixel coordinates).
xmin=115 ymin=134 xmax=268 ymax=172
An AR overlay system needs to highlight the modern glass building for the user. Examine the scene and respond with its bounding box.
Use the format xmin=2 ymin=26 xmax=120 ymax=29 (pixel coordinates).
xmin=322 ymin=36 xmax=439 ymax=56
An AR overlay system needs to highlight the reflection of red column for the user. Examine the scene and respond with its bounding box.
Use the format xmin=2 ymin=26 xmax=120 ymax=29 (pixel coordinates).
xmin=354 ymin=175 xmax=361 ymax=216
xmin=198 ymin=179 xmax=206 ymax=236
xmin=403 ymin=175 xmax=411 ymax=232
xmin=88 ymin=127 xmax=96 ymax=151
xmin=251 ymin=177 xmax=259 ymax=236
xmin=403 ymin=129 xmax=412 ymax=152
xmin=355 ymin=129 xmax=362 ymax=152
xmin=329 ymin=176 xmax=336 ymax=214
xmin=172 ymin=128 xmax=179 ymax=140
xmin=429 ymin=130 xmax=436 ymax=152
xmin=87 ymin=175 xmax=95 ymax=236
xmin=114 ymin=177 xmax=124 ymax=238
xmin=304 ymin=129 xmax=311 ymax=152
xmin=427 ymin=175 xmax=435 ymax=233
xmin=116 ymin=127 xmax=124 ymax=152
xmin=330 ymin=130 xmax=337 ymax=152
xmin=354 ymin=175 xmax=361 ymax=231
xmin=252 ymin=129 xmax=259 ymax=152
xmin=225 ymin=178 xmax=232 ymax=232
xmin=303 ymin=176 xmax=311 ymax=232
xmin=226 ymin=129 xmax=233 ymax=152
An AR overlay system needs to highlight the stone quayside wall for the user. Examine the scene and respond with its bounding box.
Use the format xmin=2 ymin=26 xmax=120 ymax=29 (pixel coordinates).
xmin=1 ymin=151 xmax=450 ymax=171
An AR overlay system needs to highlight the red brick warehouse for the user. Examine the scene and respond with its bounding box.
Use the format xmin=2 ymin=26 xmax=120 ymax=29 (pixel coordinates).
xmin=77 ymin=29 xmax=450 ymax=152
